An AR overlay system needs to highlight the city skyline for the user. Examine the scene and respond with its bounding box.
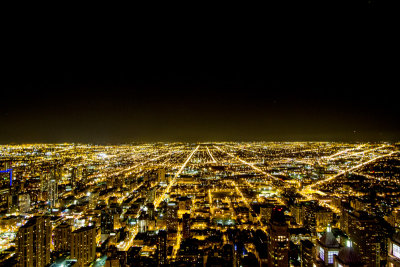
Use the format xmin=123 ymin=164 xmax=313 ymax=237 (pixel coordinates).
xmin=1 ymin=142 xmax=399 ymax=266
xmin=1 ymin=2 xmax=399 ymax=266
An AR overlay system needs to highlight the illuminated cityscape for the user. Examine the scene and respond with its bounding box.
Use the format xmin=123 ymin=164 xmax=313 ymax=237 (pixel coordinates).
xmin=2 ymin=2 xmax=398 ymax=266
xmin=0 ymin=142 xmax=399 ymax=266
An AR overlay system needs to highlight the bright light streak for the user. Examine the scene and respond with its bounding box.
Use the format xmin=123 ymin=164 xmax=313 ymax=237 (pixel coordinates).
xmin=114 ymin=151 xmax=173 ymax=177
xmin=172 ymin=224 xmax=182 ymax=259
xmin=324 ymin=144 xmax=366 ymax=160
xmin=154 ymin=145 xmax=200 ymax=209
xmin=214 ymin=145 xmax=281 ymax=183
xmin=328 ymin=144 xmax=389 ymax=161
xmin=310 ymin=150 xmax=399 ymax=188
xmin=231 ymin=180 xmax=264 ymax=227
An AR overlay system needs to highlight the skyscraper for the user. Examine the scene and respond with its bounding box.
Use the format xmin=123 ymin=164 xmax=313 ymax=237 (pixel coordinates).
xmin=71 ymin=166 xmax=77 ymax=187
xmin=70 ymin=225 xmax=96 ymax=267
xmin=147 ymin=188 xmax=156 ymax=203
xmin=101 ymin=209 xmax=114 ymax=234
xmin=301 ymin=239 xmax=314 ymax=267
xmin=303 ymin=201 xmax=318 ymax=236
xmin=316 ymin=209 xmax=333 ymax=233
xmin=54 ymin=222 xmax=72 ymax=253
xmin=347 ymin=211 xmax=381 ymax=267
xmin=16 ymin=216 xmax=51 ymax=267
xmin=138 ymin=214 xmax=148 ymax=233
xmin=339 ymin=203 xmax=352 ymax=234
xmin=158 ymin=168 xmax=166 ymax=183
xmin=0 ymin=164 xmax=12 ymax=214
xmin=291 ymin=202 xmax=303 ymax=225
xmin=182 ymin=213 xmax=191 ymax=239
xmin=0 ymin=187 xmax=10 ymax=214
xmin=40 ymin=170 xmax=50 ymax=200
xmin=48 ymin=178 xmax=58 ymax=208
xmin=146 ymin=203 xmax=155 ymax=220
xmin=157 ymin=230 xmax=168 ymax=266
xmin=166 ymin=202 xmax=178 ymax=232
xmin=18 ymin=193 xmax=30 ymax=213
xmin=267 ymin=207 xmax=289 ymax=267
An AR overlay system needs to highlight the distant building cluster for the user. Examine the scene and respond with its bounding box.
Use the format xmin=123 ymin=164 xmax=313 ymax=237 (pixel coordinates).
xmin=0 ymin=142 xmax=399 ymax=266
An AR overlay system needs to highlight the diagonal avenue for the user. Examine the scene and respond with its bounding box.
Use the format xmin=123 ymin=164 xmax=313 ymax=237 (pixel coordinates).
xmin=154 ymin=145 xmax=200 ymax=209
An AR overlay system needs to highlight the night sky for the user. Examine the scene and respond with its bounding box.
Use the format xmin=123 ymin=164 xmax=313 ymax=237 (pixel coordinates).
xmin=2 ymin=3 xmax=398 ymax=144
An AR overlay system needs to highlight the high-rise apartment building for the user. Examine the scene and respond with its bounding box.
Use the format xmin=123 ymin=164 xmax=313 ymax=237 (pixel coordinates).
xmin=48 ymin=167 xmax=59 ymax=208
xmin=54 ymin=222 xmax=72 ymax=252
xmin=16 ymin=216 xmax=51 ymax=267
xmin=303 ymin=201 xmax=318 ymax=235
xmin=157 ymin=230 xmax=168 ymax=266
xmin=267 ymin=207 xmax=289 ymax=267
xmin=301 ymin=239 xmax=314 ymax=267
xmin=101 ymin=209 xmax=115 ymax=234
xmin=347 ymin=211 xmax=381 ymax=267
xmin=70 ymin=225 xmax=96 ymax=266
xmin=166 ymin=202 xmax=178 ymax=232
xmin=182 ymin=213 xmax=191 ymax=239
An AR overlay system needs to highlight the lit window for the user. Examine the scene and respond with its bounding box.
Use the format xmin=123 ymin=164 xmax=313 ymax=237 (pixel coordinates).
xmin=328 ymin=251 xmax=338 ymax=264
xmin=394 ymin=243 xmax=400 ymax=258
xmin=319 ymin=247 xmax=324 ymax=261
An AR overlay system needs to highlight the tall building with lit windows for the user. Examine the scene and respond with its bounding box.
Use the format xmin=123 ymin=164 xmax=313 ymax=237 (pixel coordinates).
xmin=267 ymin=207 xmax=289 ymax=267
xmin=303 ymin=201 xmax=318 ymax=235
xmin=16 ymin=216 xmax=51 ymax=267
xmin=339 ymin=203 xmax=352 ymax=234
xmin=70 ymin=225 xmax=96 ymax=267
xmin=0 ymin=188 xmax=10 ymax=214
xmin=0 ymin=163 xmax=12 ymax=214
xmin=157 ymin=230 xmax=168 ymax=266
xmin=315 ymin=225 xmax=340 ymax=266
xmin=347 ymin=211 xmax=381 ymax=267
xmin=158 ymin=168 xmax=166 ymax=183
xmin=301 ymin=239 xmax=314 ymax=267
xmin=291 ymin=203 xmax=303 ymax=225
xmin=182 ymin=213 xmax=191 ymax=239
xmin=71 ymin=166 xmax=78 ymax=187
xmin=47 ymin=178 xmax=58 ymax=208
xmin=316 ymin=209 xmax=333 ymax=232
xmin=101 ymin=209 xmax=114 ymax=234
xmin=166 ymin=202 xmax=178 ymax=231
xmin=54 ymin=223 xmax=72 ymax=252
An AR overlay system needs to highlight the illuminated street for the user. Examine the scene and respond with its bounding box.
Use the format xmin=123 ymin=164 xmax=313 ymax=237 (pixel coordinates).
xmin=1 ymin=142 xmax=399 ymax=266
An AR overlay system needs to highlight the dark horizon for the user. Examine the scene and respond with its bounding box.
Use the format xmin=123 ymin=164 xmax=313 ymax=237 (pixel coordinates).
xmin=2 ymin=3 xmax=398 ymax=144
xmin=2 ymin=66 xmax=398 ymax=144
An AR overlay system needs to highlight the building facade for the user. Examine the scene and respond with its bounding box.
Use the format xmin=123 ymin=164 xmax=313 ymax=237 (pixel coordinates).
xmin=347 ymin=211 xmax=380 ymax=267
xmin=267 ymin=207 xmax=289 ymax=267
xmin=70 ymin=225 xmax=97 ymax=266
xmin=54 ymin=222 xmax=72 ymax=252
xmin=16 ymin=216 xmax=51 ymax=267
